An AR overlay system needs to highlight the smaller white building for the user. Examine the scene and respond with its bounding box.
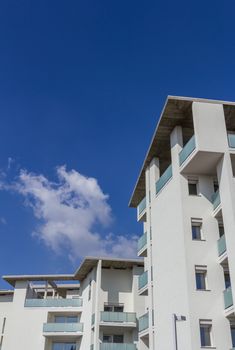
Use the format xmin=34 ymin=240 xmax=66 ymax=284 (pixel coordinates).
xmin=0 ymin=257 xmax=146 ymax=350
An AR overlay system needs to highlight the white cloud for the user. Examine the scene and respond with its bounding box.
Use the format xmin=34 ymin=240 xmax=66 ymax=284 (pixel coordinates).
xmin=7 ymin=166 xmax=137 ymax=260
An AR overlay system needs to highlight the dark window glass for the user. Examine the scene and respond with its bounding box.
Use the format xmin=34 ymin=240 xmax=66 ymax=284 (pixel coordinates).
xmin=200 ymin=324 xmax=212 ymax=347
xmin=214 ymin=182 xmax=219 ymax=192
xmin=104 ymin=305 xmax=113 ymax=312
xmin=188 ymin=182 xmax=198 ymax=195
xmin=103 ymin=335 xmax=112 ymax=343
xmin=225 ymin=273 xmax=231 ymax=289
xmin=231 ymin=326 xmax=235 ymax=347
xmin=113 ymin=335 xmax=124 ymax=343
xmin=196 ymin=271 xmax=206 ymax=290
xmin=114 ymin=306 xmax=124 ymax=312
xmin=219 ymin=225 xmax=224 ymax=238
xmin=192 ymin=224 xmax=201 ymax=240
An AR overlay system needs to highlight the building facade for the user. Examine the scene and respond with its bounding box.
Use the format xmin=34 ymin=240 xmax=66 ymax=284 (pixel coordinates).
xmin=130 ymin=96 xmax=235 ymax=350
xmin=0 ymin=257 xmax=146 ymax=350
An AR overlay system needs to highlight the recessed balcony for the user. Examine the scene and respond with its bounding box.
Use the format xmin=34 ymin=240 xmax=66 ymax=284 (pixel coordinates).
xmin=25 ymin=298 xmax=83 ymax=308
xmin=137 ymin=197 xmax=146 ymax=222
xmin=137 ymin=232 xmax=147 ymax=257
xmin=43 ymin=322 xmax=83 ymax=337
xmin=100 ymin=344 xmax=136 ymax=350
xmin=100 ymin=312 xmax=136 ymax=327
xmin=178 ymin=134 xmax=222 ymax=175
xmin=138 ymin=271 xmax=148 ymax=296
xmin=156 ymin=165 xmax=172 ymax=195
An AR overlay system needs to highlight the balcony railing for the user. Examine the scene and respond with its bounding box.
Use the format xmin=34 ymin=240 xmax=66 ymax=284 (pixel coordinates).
xmin=100 ymin=312 xmax=136 ymax=323
xmin=137 ymin=197 xmax=146 ymax=217
xmin=217 ymin=235 xmax=226 ymax=256
xmin=179 ymin=135 xmax=196 ymax=166
xmin=25 ymin=298 xmax=82 ymax=307
xmin=156 ymin=165 xmax=173 ymax=195
xmin=137 ymin=232 xmax=147 ymax=253
xmin=211 ymin=190 xmax=221 ymax=210
xmin=100 ymin=344 xmax=136 ymax=350
xmin=138 ymin=271 xmax=148 ymax=290
xmin=228 ymin=133 xmax=235 ymax=148
xmin=43 ymin=322 xmax=83 ymax=333
xmin=139 ymin=312 xmax=149 ymax=332
xmin=224 ymin=287 xmax=233 ymax=309
xmin=92 ymin=313 xmax=95 ymax=325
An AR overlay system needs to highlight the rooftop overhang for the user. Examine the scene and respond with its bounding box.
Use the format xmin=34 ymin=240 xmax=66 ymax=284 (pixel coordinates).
xmin=2 ymin=257 xmax=144 ymax=287
xmin=129 ymin=95 xmax=235 ymax=208
xmin=74 ymin=256 xmax=144 ymax=281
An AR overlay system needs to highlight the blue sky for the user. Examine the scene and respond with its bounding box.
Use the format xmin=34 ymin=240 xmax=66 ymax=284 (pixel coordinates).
xmin=0 ymin=0 xmax=235 ymax=288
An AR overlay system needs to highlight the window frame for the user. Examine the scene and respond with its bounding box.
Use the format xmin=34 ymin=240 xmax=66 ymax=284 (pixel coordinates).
xmin=199 ymin=320 xmax=213 ymax=348
xmin=195 ymin=266 xmax=209 ymax=291
xmin=191 ymin=219 xmax=204 ymax=241
xmin=188 ymin=179 xmax=199 ymax=196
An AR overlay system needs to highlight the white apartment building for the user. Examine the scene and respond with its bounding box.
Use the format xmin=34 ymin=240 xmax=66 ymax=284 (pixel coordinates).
xmin=130 ymin=96 xmax=235 ymax=350
xmin=0 ymin=257 xmax=146 ymax=350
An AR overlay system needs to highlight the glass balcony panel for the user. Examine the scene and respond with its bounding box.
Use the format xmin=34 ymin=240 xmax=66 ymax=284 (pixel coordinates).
xmin=137 ymin=197 xmax=146 ymax=216
xmin=224 ymin=287 xmax=233 ymax=309
xmin=100 ymin=344 xmax=136 ymax=350
xmin=138 ymin=271 xmax=148 ymax=290
xmin=156 ymin=165 xmax=173 ymax=194
xmin=100 ymin=312 xmax=136 ymax=323
xmin=217 ymin=235 xmax=226 ymax=256
xmin=228 ymin=134 xmax=235 ymax=148
xmin=179 ymin=135 xmax=196 ymax=165
xmin=138 ymin=312 xmax=149 ymax=332
xmin=43 ymin=322 xmax=83 ymax=332
xmin=25 ymin=298 xmax=82 ymax=307
xmin=137 ymin=232 xmax=147 ymax=252
xmin=211 ymin=190 xmax=221 ymax=210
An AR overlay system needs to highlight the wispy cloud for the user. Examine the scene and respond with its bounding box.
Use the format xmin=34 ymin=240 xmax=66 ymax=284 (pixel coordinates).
xmin=1 ymin=166 xmax=137 ymax=260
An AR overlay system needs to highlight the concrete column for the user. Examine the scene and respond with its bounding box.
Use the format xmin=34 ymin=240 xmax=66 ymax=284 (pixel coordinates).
xmin=170 ymin=126 xmax=183 ymax=169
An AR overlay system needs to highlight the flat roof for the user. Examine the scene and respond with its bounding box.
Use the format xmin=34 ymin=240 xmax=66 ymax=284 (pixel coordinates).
xmin=129 ymin=95 xmax=235 ymax=207
xmin=3 ymin=256 xmax=144 ymax=286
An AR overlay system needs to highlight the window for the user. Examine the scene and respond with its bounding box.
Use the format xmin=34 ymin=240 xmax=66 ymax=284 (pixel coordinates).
xmin=230 ymin=324 xmax=235 ymax=348
xmin=52 ymin=343 xmax=76 ymax=350
xmin=103 ymin=335 xmax=124 ymax=343
xmin=55 ymin=316 xmax=78 ymax=323
xmin=218 ymin=224 xmax=224 ymax=238
xmin=199 ymin=320 xmax=212 ymax=347
xmin=88 ymin=280 xmax=91 ymax=301
xmin=188 ymin=180 xmax=198 ymax=195
xmin=213 ymin=181 xmax=219 ymax=193
xmin=104 ymin=304 xmax=124 ymax=312
xmin=195 ymin=266 xmax=208 ymax=290
xmin=224 ymin=272 xmax=231 ymax=289
xmin=191 ymin=220 xmax=202 ymax=240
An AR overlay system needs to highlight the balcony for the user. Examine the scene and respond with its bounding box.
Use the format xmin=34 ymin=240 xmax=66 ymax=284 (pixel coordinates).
xmin=217 ymin=235 xmax=227 ymax=257
xmin=211 ymin=190 xmax=221 ymax=212
xmin=138 ymin=271 xmax=148 ymax=296
xmin=137 ymin=197 xmax=146 ymax=222
xmin=228 ymin=134 xmax=235 ymax=148
xmin=139 ymin=312 xmax=149 ymax=333
xmin=179 ymin=135 xmax=196 ymax=166
xmin=100 ymin=344 xmax=136 ymax=350
xmin=43 ymin=322 xmax=83 ymax=336
xmin=25 ymin=298 xmax=82 ymax=308
xmin=224 ymin=287 xmax=233 ymax=310
xmin=156 ymin=165 xmax=172 ymax=195
xmin=137 ymin=232 xmax=147 ymax=257
xmin=100 ymin=312 xmax=136 ymax=327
